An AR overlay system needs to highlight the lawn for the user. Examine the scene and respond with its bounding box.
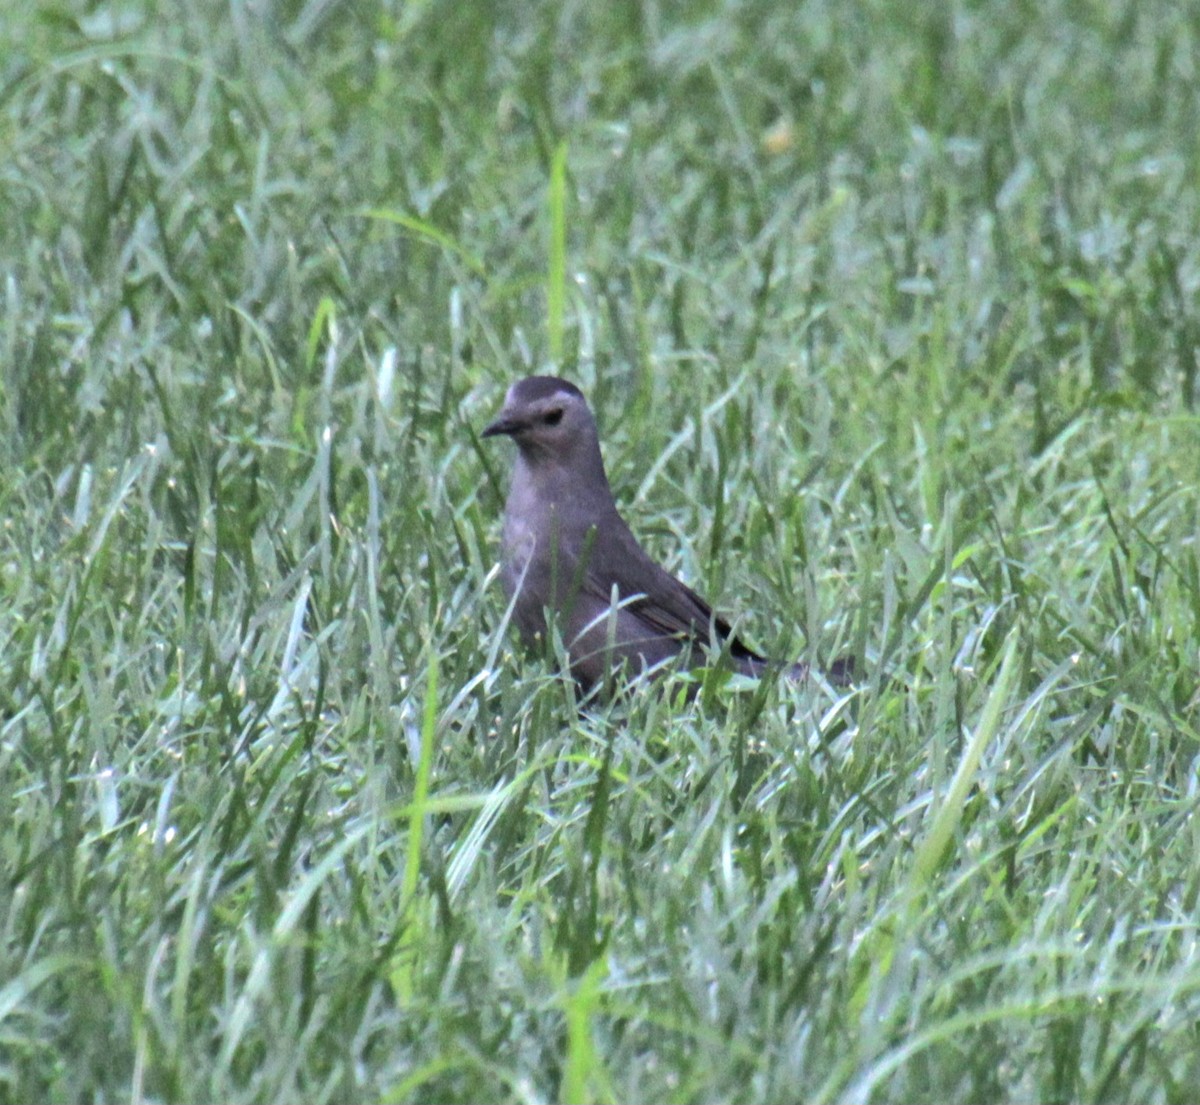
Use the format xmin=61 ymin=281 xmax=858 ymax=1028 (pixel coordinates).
xmin=2 ymin=1 xmax=1199 ymax=1101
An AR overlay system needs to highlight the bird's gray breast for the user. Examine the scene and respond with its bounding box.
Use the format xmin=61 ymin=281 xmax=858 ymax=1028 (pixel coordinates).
xmin=499 ymin=510 xmax=538 ymax=600
xmin=499 ymin=488 xmax=565 ymax=645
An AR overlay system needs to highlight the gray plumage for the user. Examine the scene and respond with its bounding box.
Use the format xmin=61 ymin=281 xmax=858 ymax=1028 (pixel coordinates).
xmin=483 ymin=375 xmax=827 ymax=694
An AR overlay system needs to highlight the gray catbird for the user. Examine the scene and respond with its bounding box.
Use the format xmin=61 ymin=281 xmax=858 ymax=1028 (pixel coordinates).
xmin=483 ymin=375 xmax=843 ymax=694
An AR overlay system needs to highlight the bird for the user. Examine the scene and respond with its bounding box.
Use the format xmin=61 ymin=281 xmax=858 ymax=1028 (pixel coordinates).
xmin=482 ymin=375 xmax=846 ymax=697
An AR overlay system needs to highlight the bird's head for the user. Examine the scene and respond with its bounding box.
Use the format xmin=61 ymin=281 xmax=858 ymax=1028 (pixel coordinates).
xmin=482 ymin=376 xmax=598 ymax=466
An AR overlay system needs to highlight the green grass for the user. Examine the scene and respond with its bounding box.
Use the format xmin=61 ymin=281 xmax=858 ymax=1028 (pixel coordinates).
xmin=3 ymin=0 xmax=1200 ymax=1101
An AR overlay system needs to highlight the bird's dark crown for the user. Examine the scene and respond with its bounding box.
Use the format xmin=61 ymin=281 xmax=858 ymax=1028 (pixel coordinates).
xmin=508 ymin=375 xmax=585 ymax=406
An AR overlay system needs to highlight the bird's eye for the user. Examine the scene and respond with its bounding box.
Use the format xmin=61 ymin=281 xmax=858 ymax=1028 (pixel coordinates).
xmin=543 ymin=408 xmax=564 ymax=426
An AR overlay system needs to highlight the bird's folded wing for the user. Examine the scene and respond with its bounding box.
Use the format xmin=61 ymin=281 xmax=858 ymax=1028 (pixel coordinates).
xmin=576 ymin=519 xmax=764 ymax=662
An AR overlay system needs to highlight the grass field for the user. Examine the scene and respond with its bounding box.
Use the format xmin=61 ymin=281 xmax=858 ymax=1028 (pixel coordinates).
xmin=3 ymin=1 xmax=1200 ymax=1101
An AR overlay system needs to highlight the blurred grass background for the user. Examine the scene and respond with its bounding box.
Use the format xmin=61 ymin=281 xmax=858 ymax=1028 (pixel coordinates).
xmin=2 ymin=0 xmax=1199 ymax=1101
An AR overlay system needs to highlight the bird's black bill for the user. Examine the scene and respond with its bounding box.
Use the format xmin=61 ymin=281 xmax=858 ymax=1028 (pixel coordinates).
xmin=482 ymin=415 xmax=524 ymax=438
